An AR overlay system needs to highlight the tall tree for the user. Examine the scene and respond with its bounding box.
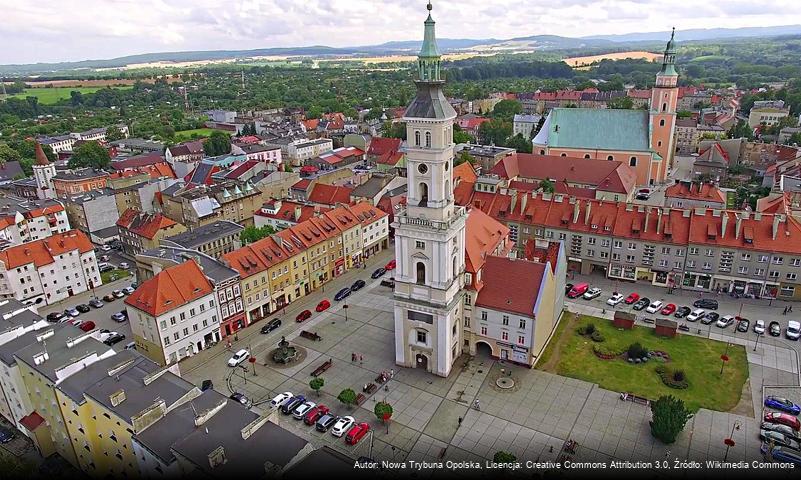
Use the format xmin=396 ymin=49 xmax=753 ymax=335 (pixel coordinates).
xmin=203 ymin=130 xmax=232 ymax=156
xmin=491 ymin=99 xmax=523 ymax=122
xmin=506 ymin=133 xmax=533 ymax=154
xmin=478 ymin=118 xmax=512 ymax=146
xmin=68 ymin=141 xmax=111 ymax=170
xmin=337 ymin=388 xmax=357 ymax=410
xmin=650 ymin=395 xmax=693 ymax=444
xmin=452 ymin=124 xmax=473 ymax=144
xmin=105 ymin=125 xmax=125 ymax=142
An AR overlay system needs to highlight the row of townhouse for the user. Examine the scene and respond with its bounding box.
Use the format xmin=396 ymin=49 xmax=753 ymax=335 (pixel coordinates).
xmin=0 ymin=307 xmax=322 ymax=479
xmin=222 ymin=201 xmax=389 ymax=323
xmin=0 ymin=197 xmax=71 ymax=247
xmin=464 ymin=190 xmax=801 ymax=301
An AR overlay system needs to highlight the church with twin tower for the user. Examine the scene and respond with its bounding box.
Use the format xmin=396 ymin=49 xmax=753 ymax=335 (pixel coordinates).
xmin=393 ymin=2 xmax=467 ymax=377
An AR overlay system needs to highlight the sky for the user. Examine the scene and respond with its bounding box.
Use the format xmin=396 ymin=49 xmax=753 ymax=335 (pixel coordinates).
xmin=3 ymin=0 xmax=801 ymax=65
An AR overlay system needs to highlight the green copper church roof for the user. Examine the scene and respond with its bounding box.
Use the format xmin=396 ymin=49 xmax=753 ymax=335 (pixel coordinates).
xmin=536 ymin=108 xmax=651 ymax=152
xmin=419 ymin=2 xmax=440 ymax=58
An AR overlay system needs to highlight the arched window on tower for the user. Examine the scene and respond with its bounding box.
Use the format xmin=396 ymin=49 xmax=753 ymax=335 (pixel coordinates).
xmin=540 ymin=149 xmax=545 ymax=155
xmin=425 ymin=131 xmax=432 ymax=148
xmin=584 ymin=154 xmax=590 ymax=159
xmin=630 ymin=157 xmax=637 ymax=167
xmin=662 ymin=103 xmax=667 ymax=112
xmin=445 ymin=179 xmax=450 ymax=199
xmin=607 ymin=155 xmax=614 ymax=161
xmin=659 ymin=119 xmax=665 ymax=127
xmin=415 ymin=131 xmax=421 ymax=146
xmin=452 ymin=256 xmax=458 ymax=276
xmin=416 ymin=262 xmax=426 ymax=285
xmin=418 ymin=182 xmax=429 ymax=207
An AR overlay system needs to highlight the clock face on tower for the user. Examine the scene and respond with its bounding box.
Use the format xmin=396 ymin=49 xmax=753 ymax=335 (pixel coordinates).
xmin=417 ymin=164 xmax=429 ymax=175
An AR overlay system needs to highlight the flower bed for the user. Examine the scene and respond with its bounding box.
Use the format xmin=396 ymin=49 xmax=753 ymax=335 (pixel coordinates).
xmin=655 ymin=365 xmax=689 ymax=389
xmin=592 ymin=344 xmax=624 ymax=360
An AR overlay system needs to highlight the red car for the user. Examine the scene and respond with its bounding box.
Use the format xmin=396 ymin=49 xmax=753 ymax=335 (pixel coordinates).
xmin=296 ymin=310 xmax=312 ymax=322
xmin=345 ymin=422 xmax=370 ymax=445
xmin=624 ymin=293 xmax=640 ymax=304
xmin=315 ymin=299 xmax=331 ymax=312
xmin=764 ymin=411 xmax=801 ymax=431
xmin=304 ymin=405 xmax=330 ymax=425
xmin=385 ymin=260 xmax=396 ymax=270
xmin=78 ymin=320 xmax=96 ymax=332
xmin=660 ymin=304 xmax=677 ymax=315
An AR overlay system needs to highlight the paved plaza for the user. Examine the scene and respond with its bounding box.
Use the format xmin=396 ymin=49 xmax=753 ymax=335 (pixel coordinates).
xmin=178 ymin=251 xmax=801 ymax=475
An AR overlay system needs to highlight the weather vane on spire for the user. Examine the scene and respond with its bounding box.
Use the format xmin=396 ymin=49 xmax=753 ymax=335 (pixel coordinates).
xmin=427 ymin=1 xmax=433 ymax=11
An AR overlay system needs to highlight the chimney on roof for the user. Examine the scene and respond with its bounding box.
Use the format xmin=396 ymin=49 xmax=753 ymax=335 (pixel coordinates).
xmin=644 ymin=208 xmax=650 ymax=233
xmin=773 ymin=215 xmax=783 ymax=240
xmin=520 ymin=192 xmax=528 ymax=214
xmin=572 ymin=198 xmax=580 ymax=224
xmin=510 ymin=190 xmax=517 ymax=213
xmin=721 ymin=212 xmax=728 ymax=238
xmin=584 ymin=201 xmax=592 ymax=224
xmin=294 ymin=206 xmax=302 ymax=222
xmin=735 ymin=213 xmax=743 ymax=239
xmin=657 ymin=208 xmax=663 ymax=233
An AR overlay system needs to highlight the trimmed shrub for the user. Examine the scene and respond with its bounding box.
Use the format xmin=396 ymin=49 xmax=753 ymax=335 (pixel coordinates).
xmin=576 ymin=323 xmax=597 ymax=336
xmin=672 ymin=370 xmax=686 ymax=382
xmin=593 ymin=344 xmax=623 ymax=359
xmin=627 ymin=342 xmax=648 ymax=359
xmin=655 ymin=366 xmax=689 ymax=389
xmin=590 ymin=331 xmax=605 ymax=342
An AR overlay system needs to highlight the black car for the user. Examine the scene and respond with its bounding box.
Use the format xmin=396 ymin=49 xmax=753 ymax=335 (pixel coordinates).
xmin=632 ymin=298 xmax=650 ymax=311
xmin=769 ymin=321 xmax=782 ymax=337
xmin=737 ymin=319 xmax=750 ymax=332
xmin=201 ymin=380 xmax=214 ymax=391
xmin=76 ymin=304 xmax=91 ymax=313
xmin=334 ymin=287 xmax=351 ymax=301
xmin=371 ymin=267 xmax=387 ymax=279
xmin=693 ymin=298 xmax=719 ymax=310
xmin=229 ymin=393 xmax=252 ymax=408
xmin=46 ymin=312 xmax=65 ymax=322
xmin=0 ymin=426 xmax=15 ymax=444
xmin=351 ymin=279 xmax=366 ymax=291
xmin=701 ymin=312 xmax=720 ymax=325
xmin=673 ymin=306 xmax=692 ymax=318
xmin=260 ymin=318 xmax=281 ymax=334
xmin=88 ymin=299 xmax=104 ymax=308
xmin=103 ymin=333 xmax=126 ymax=346
xmin=315 ymin=413 xmax=338 ymax=432
xmin=281 ymin=396 xmax=306 ymax=415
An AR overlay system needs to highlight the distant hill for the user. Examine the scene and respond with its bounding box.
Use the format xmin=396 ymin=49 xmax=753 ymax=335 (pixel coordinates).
xmin=583 ymin=25 xmax=801 ymax=42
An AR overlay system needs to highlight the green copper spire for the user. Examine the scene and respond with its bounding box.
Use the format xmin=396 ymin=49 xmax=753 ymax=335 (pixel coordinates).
xmin=658 ymin=27 xmax=678 ymax=77
xmin=417 ymin=1 xmax=442 ymax=82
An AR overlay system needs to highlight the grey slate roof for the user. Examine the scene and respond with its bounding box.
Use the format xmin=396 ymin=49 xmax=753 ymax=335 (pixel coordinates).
xmin=283 ymin=446 xmax=356 ymax=479
xmin=162 ymin=221 xmax=243 ymax=250
xmin=404 ymin=82 xmax=457 ymax=120
xmin=0 ymin=330 xmax=40 ymax=366
xmin=138 ymin=246 xmax=238 ymax=283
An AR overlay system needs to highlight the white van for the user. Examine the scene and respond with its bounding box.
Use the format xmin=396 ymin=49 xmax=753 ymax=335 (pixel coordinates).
xmin=98 ymin=262 xmax=114 ymax=273
xmin=787 ymin=321 xmax=801 ymax=340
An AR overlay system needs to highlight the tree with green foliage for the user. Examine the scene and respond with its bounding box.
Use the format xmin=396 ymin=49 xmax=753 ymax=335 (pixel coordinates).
xmin=0 ymin=143 xmax=22 ymax=165
xmin=374 ymin=401 xmax=393 ymax=432
xmin=452 ymin=124 xmax=473 ymax=144
xmin=676 ymin=111 xmax=693 ymax=119
xmin=506 ymin=133 xmax=532 ymax=154
xmin=337 ymin=388 xmax=357 ymax=409
xmin=68 ymin=141 xmax=111 ymax=170
xmin=727 ymin=119 xmax=753 ymax=140
xmin=649 ymin=395 xmax=693 ymax=444
xmin=539 ymin=179 xmax=555 ymax=194
xmin=309 ymin=377 xmax=324 ymax=396
xmin=493 ymin=451 xmax=517 ymax=464
xmin=203 ymin=130 xmax=232 ymax=157
xmin=105 ymin=125 xmax=125 ymax=142
xmin=787 ymin=132 xmax=801 ymax=146
xmin=608 ymin=96 xmax=634 ymax=110
xmin=241 ymin=225 xmax=275 ymax=244
xmin=491 ymin=99 xmax=523 ymax=122
xmin=478 ymin=118 xmax=512 ymax=146
xmin=455 ymin=150 xmax=476 ymax=166
xmin=383 ymin=121 xmax=407 ymax=140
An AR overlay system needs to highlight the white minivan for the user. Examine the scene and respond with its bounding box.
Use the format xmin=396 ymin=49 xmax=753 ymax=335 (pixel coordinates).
xmin=687 ymin=309 xmax=705 ymax=322
xmin=787 ymin=321 xmax=801 ymax=340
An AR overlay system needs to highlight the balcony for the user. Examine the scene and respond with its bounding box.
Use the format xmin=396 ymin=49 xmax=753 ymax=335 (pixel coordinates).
xmin=396 ymin=207 xmax=466 ymax=232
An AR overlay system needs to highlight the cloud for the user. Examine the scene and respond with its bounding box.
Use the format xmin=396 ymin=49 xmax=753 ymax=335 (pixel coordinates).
xmin=1 ymin=0 xmax=801 ymax=64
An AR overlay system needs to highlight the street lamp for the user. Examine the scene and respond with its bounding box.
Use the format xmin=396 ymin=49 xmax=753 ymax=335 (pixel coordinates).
xmin=343 ymin=304 xmax=349 ymax=322
xmin=753 ymin=332 xmax=763 ymax=352
xmin=723 ymin=421 xmax=741 ymax=461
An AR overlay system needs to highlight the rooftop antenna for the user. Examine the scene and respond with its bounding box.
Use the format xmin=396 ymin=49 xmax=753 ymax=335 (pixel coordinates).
xmin=241 ymin=69 xmax=245 ymax=91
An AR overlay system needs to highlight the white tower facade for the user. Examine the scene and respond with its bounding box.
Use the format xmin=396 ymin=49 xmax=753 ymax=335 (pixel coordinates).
xmin=33 ymin=143 xmax=57 ymax=199
xmin=393 ymin=2 xmax=467 ymax=377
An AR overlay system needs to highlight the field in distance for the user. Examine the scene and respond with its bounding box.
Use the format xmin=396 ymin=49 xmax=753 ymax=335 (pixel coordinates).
xmin=564 ymin=50 xmax=662 ymax=69
xmin=3 ymin=86 xmax=133 ymax=104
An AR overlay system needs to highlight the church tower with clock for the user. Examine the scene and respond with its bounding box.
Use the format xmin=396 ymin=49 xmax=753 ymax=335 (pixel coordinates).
xmin=393 ymin=2 xmax=467 ymax=377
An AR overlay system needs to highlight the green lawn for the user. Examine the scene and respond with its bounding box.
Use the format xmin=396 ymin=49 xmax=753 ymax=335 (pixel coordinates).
xmin=6 ymin=86 xmax=132 ymax=104
xmin=174 ymin=128 xmax=218 ymax=141
xmin=537 ymin=315 xmax=749 ymax=412
xmin=101 ymin=269 xmax=131 ymax=284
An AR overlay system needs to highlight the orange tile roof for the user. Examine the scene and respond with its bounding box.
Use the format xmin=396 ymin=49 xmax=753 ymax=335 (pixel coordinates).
xmin=757 ymin=193 xmax=789 ymax=215
xmin=465 ymin=207 xmax=510 ymax=279
xmin=307 ymin=183 xmax=353 ymax=206
xmin=665 ymin=182 xmax=726 ymax=205
xmin=116 ymin=208 xmax=179 ymax=240
xmin=25 ymin=203 xmax=65 ymax=219
xmin=475 ymin=256 xmax=546 ymax=317
xmin=0 ymin=230 xmax=94 ymax=269
xmin=346 ymin=202 xmax=388 ymax=225
xmin=367 ymin=137 xmax=402 ymax=157
xmin=125 ymin=260 xmax=214 ymax=316
xmin=255 ymin=200 xmax=329 ymax=224
xmin=322 ymin=205 xmax=360 ymax=232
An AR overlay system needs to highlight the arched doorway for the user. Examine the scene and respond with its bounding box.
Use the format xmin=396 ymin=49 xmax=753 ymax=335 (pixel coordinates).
xmin=415 ymin=353 xmax=429 ymax=371
xmin=475 ymin=341 xmax=493 ymax=359
xmin=416 ymin=262 xmax=426 ymax=285
xmin=418 ymin=182 xmax=429 ymax=207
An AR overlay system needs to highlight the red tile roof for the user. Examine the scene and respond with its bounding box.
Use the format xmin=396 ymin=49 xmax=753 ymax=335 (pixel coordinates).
xmin=307 ymin=183 xmax=353 ymax=206
xmin=0 ymin=230 xmax=93 ymax=269
xmin=475 ymin=256 xmax=546 ymax=317
xmin=376 ymin=151 xmax=404 ymax=166
xmin=367 ymin=137 xmax=402 ymax=157
xmin=116 ymin=208 xmax=179 ymax=240
xmin=303 ymin=119 xmax=320 ymax=130
xmin=20 ymin=411 xmax=46 ymax=431
xmin=346 ymin=202 xmax=388 ymax=225
xmin=757 ymin=193 xmax=789 ymax=214
xmin=665 ymin=182 xmax=726 ymax=205
xmin=255 ymin=200 xmax=328 ymax=224
xmin=452 ymin=161 xmax=478 ymax=206
xmin=465 ymin=208 xmax=510 ymax=281
xmin=291 ymin=179 xmax=313 ymax=191
xmin=125 ymin=260 xmax=214 ymax=316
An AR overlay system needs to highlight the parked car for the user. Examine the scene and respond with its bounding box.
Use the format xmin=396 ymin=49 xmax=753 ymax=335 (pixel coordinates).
xmin=292 ymin=401 xmax=317 ymax=420
xmin=112 ymin=289 xmax=124 ymax=298
xmin=632 ymin=298 xmax=650 ymax=311
xmin=566 ymin=283 xmax=589 ymax=299
xmin=701 ymin=312 xmax=720 ymax=325
xmin=89 ymin=299 xmax=104 ymax=308
xmin=315 ymin=413 xmax=338 ymax=432
xmin=737 ymin=318 xmax=751 ymax=332
xmin=229 ymin=393 xmax=252 ymax=408
xmin=64 ymin=307 xmax=80 ymax=317
xmin=97 ymin=329 xmax=115 ymax=341
xmin=351 ymin=279 xmax=366 ymax=291
xmin=296 ymin=310 xmax=312 ymax=322
xmin=769 ymin=321 xmax=782 ymax=337
xmin=103 ymin=333 xmax=126 ymax=346
xmin=201 ymin=380 xmax=214 ymax=392
xmin=78 ymin=320 xmax=96 ymax=332
xmin=765 ymin=396 xmax=801 ymax=415
xmin=624 ymin=293 xmax=640 ymax=304
xmin=787 ymin=321 xmax=801 ymax=340
xmin=636 ymin=188 xmax=652 ymax=200
xmin=660 ymin=304 xmax=676 ymax=315
xmin=331 ymin=416 xmax=355 ymax=437
xmin=564 ymin=283 xmax=574 ymax=294
xmin=269 ymin=392 xmax=293 ymax=410
xmin=316 ymin=299 xmax=331 ymax=312
xmin=119 ymin=262 xmax=130 ymax=269
xmin=717 ymin=315 xmax=736 ymax=328
xmin=673 ymin=306 xmax=691 ymax=318
xmin=100 ymin=244 xmax=112 ymax=252
xmin=227 ymin=349 xmax=250 ymax=367
xmin=687 ymin=309 xmax=706 ymax=322
xmin=122 ymin=286 xmax=135 ymax=295
xmin=46 ymin=312 xmax=65 ymax=322
xmin=693 ymin=298 xmax=718 ymax=310
xmin=768 ymin=446 xmax=801 ymax=466
xmin=0 ymin=426 xmax=15 ymax=444
xmin=754 ymin=320 xmax=766 ymax=335
xmin=99 ymin=254 xmax=110 ymax=262
xmin=98 ymin=263 xmax=114 ymax=273
xmin=645 ymin=300 xmax=664 ymax=314
xmin=304 ymin=405 xmax=331 ymax=425
xmin=261 ymin=318 xmax=282 ymax=334
xmin=334 ymin=287 xmax=352 ymax=301
xmin=761 ymin=421 xmax=800 ymax=439
xmin=606 ymin=293 xmax=625 ymax=306
xmin=582 ymin=287 xmax=602 ymax=300
xmin=371 ymin=267 xmax=387 ymax=279
xmin=281 ymin=395 xmax=307 ymax=415
xmin=111 ymin=311 xmax=127 ymax=322
xmin=76 ymin=304 xmax=91 ymax=313
xmin=346 ymin=422 xmax=371 ymax=445
xmin=103 ymin=293 xmax=116 ymax=302
xmin=764 ymin=411 xmax=801 ymax=431
xmin=385 ymin=260 xmax=396 ymax=270
xmin=760 ymin=430 xmax=801 ymax=450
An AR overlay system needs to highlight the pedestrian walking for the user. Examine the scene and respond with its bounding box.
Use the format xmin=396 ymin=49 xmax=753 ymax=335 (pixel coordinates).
xmin=351 ymin=352 xmax=356 ymax=362
xmin=789 ymin=306 xmax=794 ymax=313
xmin=390 ymin=369 xmax=395 ymax=379
xmin=784 ymin=307 xmax=788 ymax=315
xmin=474 ymin=399 xmax=481 ymax=411
xmin=458 ymin=417 xmax=463 ymax=427
xmin=359 ymin=354 xmax=363 ymax=365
